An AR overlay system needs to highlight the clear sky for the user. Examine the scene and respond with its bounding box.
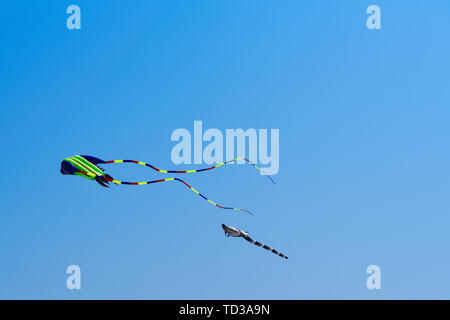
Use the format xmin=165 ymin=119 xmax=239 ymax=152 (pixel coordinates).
xmin=1 ymin=1 xmax=449 ymax=299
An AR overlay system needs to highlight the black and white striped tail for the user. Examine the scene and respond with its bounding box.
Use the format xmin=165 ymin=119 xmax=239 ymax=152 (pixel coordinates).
xmin=244 ymin=236 xmax=288 ymax=259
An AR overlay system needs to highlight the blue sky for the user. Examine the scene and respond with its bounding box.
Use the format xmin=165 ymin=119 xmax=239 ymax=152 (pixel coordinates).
xmin=1 ymin=1 xmax=450 ymax=299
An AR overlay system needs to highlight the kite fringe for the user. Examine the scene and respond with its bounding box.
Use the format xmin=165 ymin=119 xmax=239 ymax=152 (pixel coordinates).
xmin=78 ymin=170 xmax=253 ymax=215
xmin=102 ymin=157 xmax=278 ymax=186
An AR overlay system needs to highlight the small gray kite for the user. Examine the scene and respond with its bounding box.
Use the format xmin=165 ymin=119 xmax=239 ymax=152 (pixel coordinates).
xmin=222 ymin=224 xmax=288 ymax=260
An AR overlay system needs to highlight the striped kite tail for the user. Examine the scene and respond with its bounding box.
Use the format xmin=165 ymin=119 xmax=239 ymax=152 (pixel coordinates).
xmin=102 ymin=158 xmax=277 ymax=186
xmin=78 ymin=170 xmax=253 ymax=215
xmin=171 ymin=177 xmax=254 ymax=216
xmin=244 ymin=235 xmax=288 ymax=259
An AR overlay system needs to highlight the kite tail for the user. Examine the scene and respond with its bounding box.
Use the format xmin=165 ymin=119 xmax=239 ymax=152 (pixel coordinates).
xmin=77 ymin=170 xmax=253 ymax=215
xmin=243 ymin=235 xmax=288 ymax=259
xmin=103 ymin=158 xmax=277 ymax=186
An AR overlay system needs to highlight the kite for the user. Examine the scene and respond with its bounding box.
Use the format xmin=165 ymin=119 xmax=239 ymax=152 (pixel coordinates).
xmin=60 ymin=155 xmax=276 ymax=215
xmin=60 ymin=155 xmax=114 ymax=187
xmin=222 ymin=224 xmax=288 ymax=259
